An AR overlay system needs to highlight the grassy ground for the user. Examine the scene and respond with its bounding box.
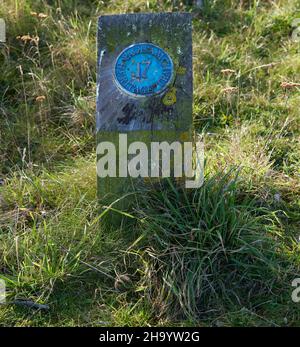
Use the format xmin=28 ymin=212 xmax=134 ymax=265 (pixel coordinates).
xmin=0 ymin=0 xmax=300 ymax=326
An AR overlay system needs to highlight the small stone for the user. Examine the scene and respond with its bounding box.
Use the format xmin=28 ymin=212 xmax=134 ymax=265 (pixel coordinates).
xmin=215 ymin=320 xmax=224 ymax=327
xmin=274 ymin=193 xmax=281 ymax=202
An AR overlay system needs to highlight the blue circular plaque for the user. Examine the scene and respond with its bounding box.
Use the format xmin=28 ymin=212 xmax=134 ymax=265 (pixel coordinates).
xmin=114 ymin=43 xmax=174 ymax=97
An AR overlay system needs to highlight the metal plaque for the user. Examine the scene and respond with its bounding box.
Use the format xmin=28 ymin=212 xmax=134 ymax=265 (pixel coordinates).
xmin=114 ymin=43 xmax=174 ymax=97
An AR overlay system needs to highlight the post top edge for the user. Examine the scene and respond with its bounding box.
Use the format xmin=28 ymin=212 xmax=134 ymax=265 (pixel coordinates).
xmin=98 ymin=12 xmax=192 ymax=21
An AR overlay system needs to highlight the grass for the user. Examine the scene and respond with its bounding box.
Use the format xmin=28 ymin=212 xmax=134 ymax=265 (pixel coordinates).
xmin=0 ymin=0 xmax=300 ymax=326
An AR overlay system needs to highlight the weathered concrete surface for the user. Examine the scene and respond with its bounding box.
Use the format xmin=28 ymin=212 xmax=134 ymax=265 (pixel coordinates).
xmin=96 ymin=13 xmax=193 ymax=203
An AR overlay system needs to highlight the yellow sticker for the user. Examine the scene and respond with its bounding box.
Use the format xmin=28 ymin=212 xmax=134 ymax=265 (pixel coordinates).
xmin=162 ymin=87 xmax=177 ymax=106
xmin=177 ymin=66 xmax=187 ymax=75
